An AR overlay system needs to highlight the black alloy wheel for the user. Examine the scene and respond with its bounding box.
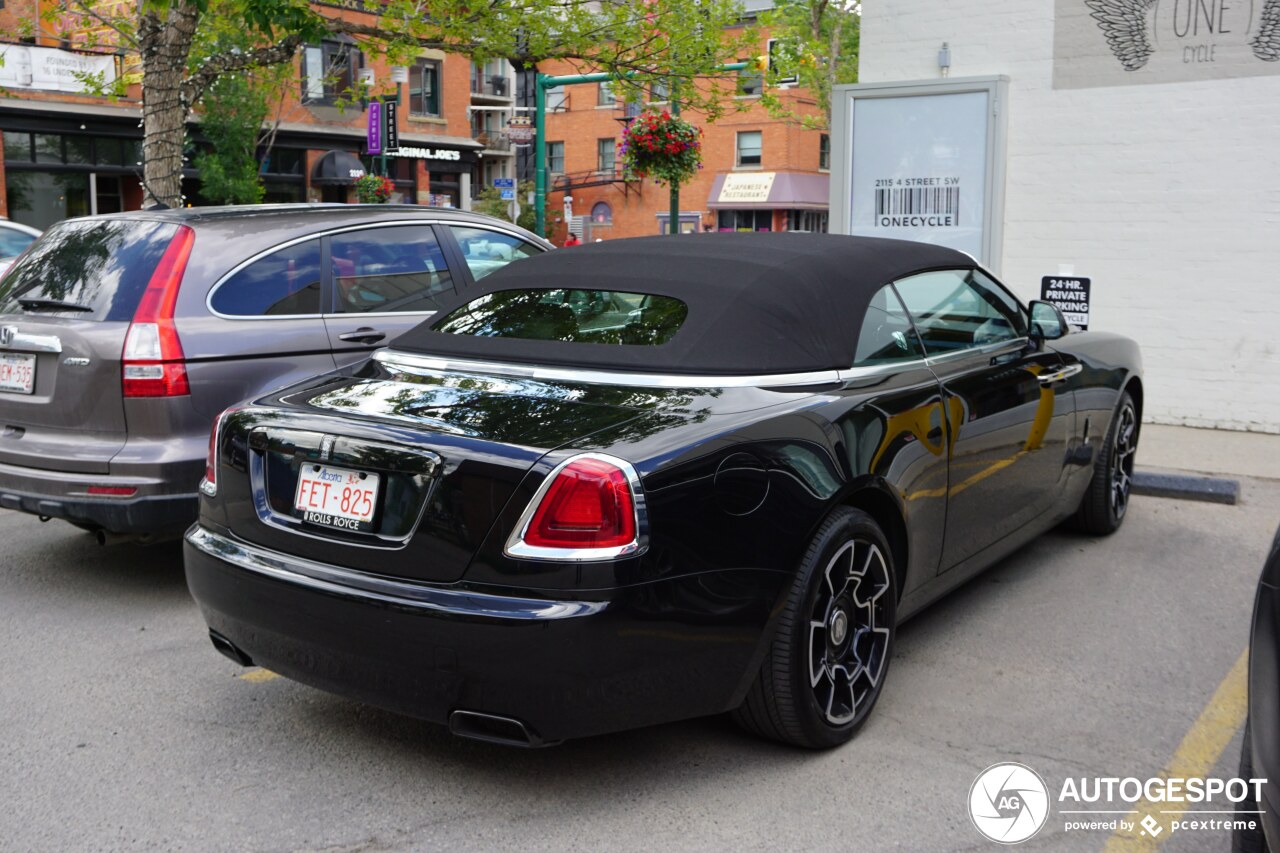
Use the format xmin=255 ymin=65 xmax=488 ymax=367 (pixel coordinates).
xmin=732 ymin=507 xmax=897 ymax=748
xmin=1075 ymin=390 xmax=1139 ymax=535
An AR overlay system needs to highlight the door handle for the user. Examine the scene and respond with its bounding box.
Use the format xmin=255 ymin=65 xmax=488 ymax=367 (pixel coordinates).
xmin=338 ymin=328 xmax=387 ymax=345
xmin=1037 ymin=364 xmax=1083 ymax=385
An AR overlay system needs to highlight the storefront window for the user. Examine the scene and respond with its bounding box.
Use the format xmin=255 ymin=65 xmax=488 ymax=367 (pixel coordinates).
xmin=65 ymin=136 xmax=92 ymax=165
xmin=7 ymin=171 xmax=90 ymax=230
xmin=717 ymin=210 xmax=773 ymax=232
xmin=33 ymin=134 xmax=62 ymax=164
xmin=3 ymin=131 xmax=30 ymax=161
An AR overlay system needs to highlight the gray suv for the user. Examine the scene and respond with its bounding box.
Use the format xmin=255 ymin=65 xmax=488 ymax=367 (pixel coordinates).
xmin=0 ymin=204 xmax=551 ymax=541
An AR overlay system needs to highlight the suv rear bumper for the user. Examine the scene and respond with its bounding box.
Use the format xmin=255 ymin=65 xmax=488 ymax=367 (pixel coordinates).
xmin=0 ymin=458 xmax=198 ymax=533
xmin=184 ymin=524 xmax=775 ymax=743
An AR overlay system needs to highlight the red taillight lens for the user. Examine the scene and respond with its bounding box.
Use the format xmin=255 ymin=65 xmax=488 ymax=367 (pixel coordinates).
xmin=204 ymin=417 xmax=219 ymax=491
xmin=86 ymin=485 xmax=137 ymax=497
xmin=523 ymin=457 xmax=637 ymax=549
xmin=123 ymin=225 xmax=194 ymax=398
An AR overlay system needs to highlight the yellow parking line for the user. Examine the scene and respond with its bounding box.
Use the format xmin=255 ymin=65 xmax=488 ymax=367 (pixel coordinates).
xmin=1101 ymin=648 xmax=1249 ymax=851
xmin=238 ymin=668 xmax=281 ymax=683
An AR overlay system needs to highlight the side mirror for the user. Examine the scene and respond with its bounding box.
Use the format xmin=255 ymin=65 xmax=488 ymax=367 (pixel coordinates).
xmin=1029 ymin=300 xmax=1069 ymax=341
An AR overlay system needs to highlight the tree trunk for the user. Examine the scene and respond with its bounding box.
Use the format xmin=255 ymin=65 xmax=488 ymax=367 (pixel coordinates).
xmin=139 ymin=3 xmax=199 ymax=208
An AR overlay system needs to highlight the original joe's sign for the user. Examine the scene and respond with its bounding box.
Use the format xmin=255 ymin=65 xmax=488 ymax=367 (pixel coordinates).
xmin=1041 ymin=276 xmax=1092 ymax=329
xmin=1054 ymin=0 xmax=1280 ymax=88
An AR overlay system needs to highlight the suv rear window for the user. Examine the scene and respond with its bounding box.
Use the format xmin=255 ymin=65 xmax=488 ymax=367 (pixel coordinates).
xmin=0 ymin=219 xmax=178 ymax=321
xmin=432 ymin=289 xmax=688 ymax=345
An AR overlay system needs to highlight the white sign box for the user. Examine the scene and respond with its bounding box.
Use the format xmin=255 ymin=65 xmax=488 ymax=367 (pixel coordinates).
xmin=829 ymin=77 xmax=1009 ymax=271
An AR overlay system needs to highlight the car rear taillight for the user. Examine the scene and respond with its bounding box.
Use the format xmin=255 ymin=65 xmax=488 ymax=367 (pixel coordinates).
xmin=122 ymin=225 xmax=194 ymax=398
xmin=505 ymin=453 xmax=647 ymax=560
xmin=200 ymin=410 xmax=228 ymax=497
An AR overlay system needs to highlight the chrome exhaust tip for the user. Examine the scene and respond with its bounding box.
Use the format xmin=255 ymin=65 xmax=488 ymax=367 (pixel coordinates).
xmin=448 ymin=709 xmax=557 ymax=748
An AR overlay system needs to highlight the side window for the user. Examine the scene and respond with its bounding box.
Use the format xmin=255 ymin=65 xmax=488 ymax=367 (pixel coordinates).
xmin=448 ymin=226 xmax=542 ymax=281
xmin=853 ymin=284 xmax=924 ymax=366
xmin=212 ymin=239 xmax=322 ymax=316
xmin=893 ymin=269 xmax=1025 ymax=355
xmin=330 ymin=225 xmax=454 ymax=314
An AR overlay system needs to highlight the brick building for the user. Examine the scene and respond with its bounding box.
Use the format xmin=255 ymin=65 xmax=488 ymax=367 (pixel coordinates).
xmin=537 ymin=8 xmax=832 ymax=244
xmin=0 ymin=1 xmax=519 ymax=229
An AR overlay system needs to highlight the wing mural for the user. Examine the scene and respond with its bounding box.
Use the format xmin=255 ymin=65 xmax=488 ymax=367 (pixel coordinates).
xmin=1084 ymin=0 xmax=1159 ymax=71
xmin=1254 ymin=0 xmax=1280 ymax=61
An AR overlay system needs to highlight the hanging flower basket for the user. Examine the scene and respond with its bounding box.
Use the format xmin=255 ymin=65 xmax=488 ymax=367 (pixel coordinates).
xmin=618 ymin=110 xmax=703 ymax=186
xmin=355 ymin=174 xmax=395 ymax=204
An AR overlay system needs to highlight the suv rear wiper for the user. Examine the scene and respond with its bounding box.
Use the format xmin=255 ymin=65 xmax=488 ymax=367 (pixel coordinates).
xmin=16 ymin=298 xmax=93 ymax=312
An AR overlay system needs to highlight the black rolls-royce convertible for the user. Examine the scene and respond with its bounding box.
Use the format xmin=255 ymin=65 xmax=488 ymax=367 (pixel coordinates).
xmin=184 ymin=234 xmax=1142 ymax=748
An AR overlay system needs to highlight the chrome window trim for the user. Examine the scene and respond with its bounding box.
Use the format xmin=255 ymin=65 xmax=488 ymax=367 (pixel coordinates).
xmin=204 ymin=219 xmax=548 ymax=321
xmin=375 ymin=349 xmax=851 ymax=389
xmin=503 ymin=452 xmax=650 ymax=562
xmin=924 ymin=337 xmax=1030 ymax=367
xmin=185 ymin=526 xmax=605 ymax=620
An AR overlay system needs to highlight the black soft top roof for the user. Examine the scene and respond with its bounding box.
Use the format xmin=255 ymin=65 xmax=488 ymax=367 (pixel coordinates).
xmin=395 ymin=233 xmax=975 ymax=376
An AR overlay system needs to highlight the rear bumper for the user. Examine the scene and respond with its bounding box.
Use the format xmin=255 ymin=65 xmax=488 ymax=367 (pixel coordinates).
xmin=184 ymin=525 xmax=776 ymax=743
xmin=0 ymin=457 xmax=199 ymax=533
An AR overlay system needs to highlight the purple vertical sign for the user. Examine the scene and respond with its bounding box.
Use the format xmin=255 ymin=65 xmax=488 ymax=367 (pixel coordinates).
xmin=367 ymin=102 xmax=383 ymax=155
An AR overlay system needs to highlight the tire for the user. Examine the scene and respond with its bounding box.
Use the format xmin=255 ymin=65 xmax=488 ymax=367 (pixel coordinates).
xmin=732 ymin=507 xmax=897 ymax=749
xmin=1235 ymin=723 xmax=1268 ymax=853
xmin=1074 ymin=389 xmax=1138 ymax=535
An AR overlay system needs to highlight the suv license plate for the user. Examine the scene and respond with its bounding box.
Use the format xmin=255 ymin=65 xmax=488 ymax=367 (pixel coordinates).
xmin=0 ymin=353 xmax=36 ymax=394
xmin=294 ymin=464 xmax=380 ymax=532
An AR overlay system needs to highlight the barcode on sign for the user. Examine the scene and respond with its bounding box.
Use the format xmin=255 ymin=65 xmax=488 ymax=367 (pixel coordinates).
xmin=874 ymin=187 xmax=960 ymax=226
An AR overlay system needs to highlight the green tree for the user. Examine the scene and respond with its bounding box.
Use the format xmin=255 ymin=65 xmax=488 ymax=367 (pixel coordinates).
xmin=39 ymin=0 xmax=754 ymax=208
xmin=191 ymin=74 xmax=268 ymax=204
xmin=471 ymin=180 xmax=537 ymax=232
xmin=758 ymin=0 xmax=861 ymax=130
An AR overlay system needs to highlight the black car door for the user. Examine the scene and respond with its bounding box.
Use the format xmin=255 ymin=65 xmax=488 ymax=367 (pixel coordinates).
xmin=893 ymin=268 xmax=1075 ymax=572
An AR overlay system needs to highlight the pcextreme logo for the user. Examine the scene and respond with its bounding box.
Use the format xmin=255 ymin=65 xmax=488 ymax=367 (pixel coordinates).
xmin=967 ymin=763 xmax=1268 ymax=845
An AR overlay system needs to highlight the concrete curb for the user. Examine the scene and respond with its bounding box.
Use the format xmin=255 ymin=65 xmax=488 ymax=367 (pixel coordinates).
xmin=1132 ymin=471 xmax=1239 ymax=505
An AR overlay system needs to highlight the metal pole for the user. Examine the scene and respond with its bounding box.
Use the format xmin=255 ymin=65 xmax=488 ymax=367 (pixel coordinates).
xmin=668 ymin=77 xmax=680 ymax=235
xmin=534 ymin=73 xmax=547 ymax=237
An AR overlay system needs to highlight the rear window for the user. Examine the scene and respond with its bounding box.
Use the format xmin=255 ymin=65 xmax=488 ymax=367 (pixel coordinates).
xmin=0 ymin=219 xmax=177 ymax=321
xmin=432 ymin=289 xmax=688 ymax=345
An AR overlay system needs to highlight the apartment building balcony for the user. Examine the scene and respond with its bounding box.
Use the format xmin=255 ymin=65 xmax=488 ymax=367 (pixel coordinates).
xmin=551 ymin=167 xmax=640 ymax=194
xmin=473 ymin=130 xmax=514 ymax=157
xmin=470 ymin=74 xmax=514 ymax=104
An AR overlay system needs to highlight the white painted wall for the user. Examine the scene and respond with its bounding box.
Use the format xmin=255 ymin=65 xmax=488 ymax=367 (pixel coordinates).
xmin=859 ymin=1 xmax=1280 ymax=432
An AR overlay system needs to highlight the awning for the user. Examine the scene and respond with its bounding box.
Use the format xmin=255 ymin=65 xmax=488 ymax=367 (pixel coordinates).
xmin=311 ymin=150 xmax=367 ymax=185
xmin=707 ymin=171 xmax=830 ymax=210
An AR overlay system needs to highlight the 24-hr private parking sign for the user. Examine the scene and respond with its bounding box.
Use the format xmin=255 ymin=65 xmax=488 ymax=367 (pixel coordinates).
xmin=1040 ymin=276 xmax=1092 ymax=330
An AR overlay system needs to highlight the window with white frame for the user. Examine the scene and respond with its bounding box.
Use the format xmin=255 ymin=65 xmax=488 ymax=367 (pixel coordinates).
xmin=736 ymin=131 xmax=762 ymax=167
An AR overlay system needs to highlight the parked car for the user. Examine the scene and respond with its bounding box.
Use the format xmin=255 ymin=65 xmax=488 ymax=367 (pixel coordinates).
xmin=0 ymin=218 xmax=42 ymax=276
xmin=184 ymin=233 xmax=1143 ymax=748
xmin=0 ymin=204 xmax=550 ymax=542
xmin=1237 ymin=525 xmax=1280 ymax=852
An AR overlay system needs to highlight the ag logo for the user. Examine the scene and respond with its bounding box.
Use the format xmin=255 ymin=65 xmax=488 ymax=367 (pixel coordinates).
xmin=968 ymin=762 xmax=1050 ymax=844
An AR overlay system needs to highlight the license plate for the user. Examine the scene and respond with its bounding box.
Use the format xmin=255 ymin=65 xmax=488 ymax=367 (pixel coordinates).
xmin=293 ymin=464 xmax=380 ymax=532
xmin=0 ymin=353 xmax=35 ymax=394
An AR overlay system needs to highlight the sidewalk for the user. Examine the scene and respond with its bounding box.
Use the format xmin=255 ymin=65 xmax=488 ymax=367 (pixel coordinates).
xmin=1140 ymin=423 xmax=1280 ymax=480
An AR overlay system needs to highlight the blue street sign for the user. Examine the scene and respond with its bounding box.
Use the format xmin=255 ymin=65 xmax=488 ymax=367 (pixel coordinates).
xmin=500 ymin=189 xmax=516 ymax=200
xmin=493 ymin=178 xmax=515 ymax=190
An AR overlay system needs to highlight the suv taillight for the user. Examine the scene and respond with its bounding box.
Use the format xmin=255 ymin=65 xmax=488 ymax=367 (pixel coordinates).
xmin=504 ymin=454 xmax=647 ymax=560
xmin=123 ymin=225 xmax=194 ymax=398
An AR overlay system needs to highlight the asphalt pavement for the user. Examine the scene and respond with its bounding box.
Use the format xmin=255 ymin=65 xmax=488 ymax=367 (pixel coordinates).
xmin=1 ymin=437 xmax=1276 ymax=852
